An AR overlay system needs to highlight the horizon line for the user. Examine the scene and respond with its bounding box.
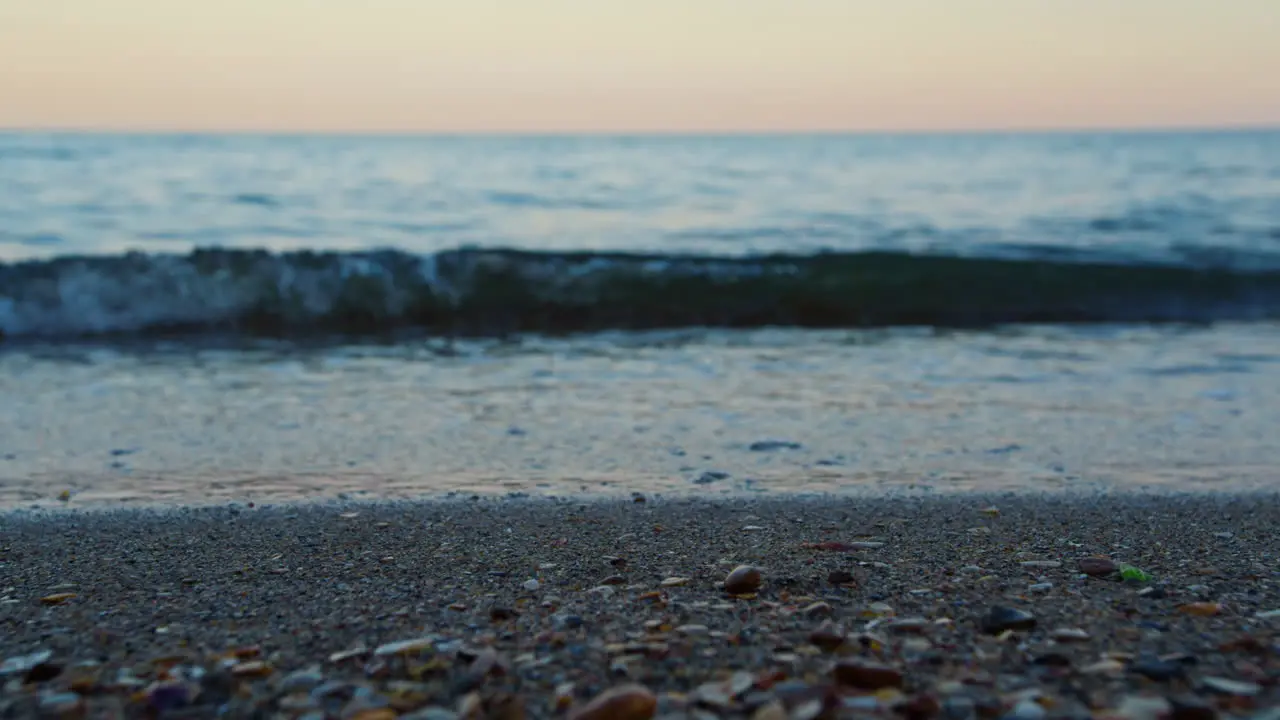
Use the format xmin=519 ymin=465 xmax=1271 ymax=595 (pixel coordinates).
xmin=2 ymin=122 xmax=1278 ymax=139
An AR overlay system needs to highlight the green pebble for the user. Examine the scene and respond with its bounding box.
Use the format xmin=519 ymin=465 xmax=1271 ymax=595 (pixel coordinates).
xmin=1119 ymin=564 xmax=1152 ymax=582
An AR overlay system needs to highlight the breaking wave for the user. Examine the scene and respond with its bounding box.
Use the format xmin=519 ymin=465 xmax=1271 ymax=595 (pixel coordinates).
xmin=3 ymin=247 xmax=1280 ymax=341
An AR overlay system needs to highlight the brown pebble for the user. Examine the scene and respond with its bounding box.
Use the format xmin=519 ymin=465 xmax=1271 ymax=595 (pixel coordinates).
xmin=827 ymin=569 xmax=857 ymax=585
xmin=832 ymin=659 xmax=903 ymax=690
xmin=1179 ymin=602 xmax=1223 ymax=617
xmin=490 ymin=606 xmax=518 ymax=621
xmin=896 ymin=694 xmax=942 ymax=720
xmin=601 ymin=575 xmax=627 ymax=585
xmin=752 ymin=700 xmax=788 ymax=720
xmin=40 ymin=593 xmax=77 ymax=605
xmin=809 ymin=621 xmax=847 ymax=652
xmin=1169 ymin=695 xmax=1218 ymax=720
xmin=724 ymin=565 xmax=763 ymax=594
xmin=802 ymin=601 xmax=833 ymax=618
xmin=1078 ymin=557 xmax=1118 ymax=576
xmin=230 ymin=660 xmax=272 ymax=677
xmin=569 ymin=684 xmax=657 ymax=720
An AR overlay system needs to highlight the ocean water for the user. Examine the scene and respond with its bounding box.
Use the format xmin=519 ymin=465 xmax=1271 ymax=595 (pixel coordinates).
xmin=2 ymin=130 xmax=1279 ymax=505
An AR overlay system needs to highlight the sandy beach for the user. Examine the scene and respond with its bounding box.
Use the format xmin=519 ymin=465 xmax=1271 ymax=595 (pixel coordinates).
xmin=2 ymin=492 xmax=1278 ymax=718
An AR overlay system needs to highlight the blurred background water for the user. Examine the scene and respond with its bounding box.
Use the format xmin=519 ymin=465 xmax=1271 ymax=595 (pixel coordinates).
xmin=2 ymin=130 xmax=1278 ymax=505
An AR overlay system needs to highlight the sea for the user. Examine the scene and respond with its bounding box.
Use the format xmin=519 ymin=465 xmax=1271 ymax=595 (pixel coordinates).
xmin=2 ymin=130 xmax=1279 ymax=507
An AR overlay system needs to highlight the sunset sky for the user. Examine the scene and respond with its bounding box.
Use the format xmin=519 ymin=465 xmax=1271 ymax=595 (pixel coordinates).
xmin=1 ymin=0 xmax=1278 ymax=133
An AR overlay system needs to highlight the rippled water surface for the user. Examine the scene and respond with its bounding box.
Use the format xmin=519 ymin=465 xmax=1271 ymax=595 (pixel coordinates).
xmin=3 ymin=324 xmax=1278 ymax=506
xmin=3 ymin=131 xmax=1279 ymax=262
xmin=3 ymin=131 xmax=1279 ymax=505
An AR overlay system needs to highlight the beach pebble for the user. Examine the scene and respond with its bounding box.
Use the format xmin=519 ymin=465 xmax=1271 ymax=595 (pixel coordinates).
xmin=809 ymin=622 xmax=846 ymax=652
xmin=1130 ymin=658 xmax=1185 ymax=681
xmin=659 ymin=577 xmax=690 ymax=587
xmin=1019 ymin=561 xmax=1061 ymax=569
xmin=751 ymin=700 xmax=787 ymax=720
xmin=748 ymin=440 xmax=802 ymax=452
xmin=37 ymin=691 xmax=83 ymax=718
xmin=1112 ymin=696 xmax=1171 ymax=720
xmin=146 ymin=682 xmax=192 ymax=712
xmin=1082 ymin=659 xmax=1125 ymax=675
xmin=374 ymin=638 xmax=434 ymax=657
xmin=1027 ymin=582 xmax=1053 ymax=593
xmin=980 ymin=606 xmax=1036 ymax=634
xmin=1178 ymin=602 xmax=1223 ymax=617
xmin=1200 ymin=677 xmax=1261 ymax=696
xmin=280 ymin=667 xmax=326 ymax=693
xmin=1166 ymin=695 xmax=1217 ymax=720
xmin=676 ymin=624 xmax=710 ymax=636
xmin=522 ymin=579 xmax=540 ymax=591
xmin=1 ymin=650 xmax=53 ymax=677
xmin=832 ymin=659 xmax=903 ymax=690
xmin=865 ymin=602 xmax=895 ymax=617
xmin=802 ymin=601 xmax=832 ymax=618
xmin=230 ymin=660 xmax=272 ymax=677
xmin=568 ymin=683 xmax=657 ymax=720
xmin=1078 ymin=557 xmax=1118 ymax=576
xmin=1049 ymin=628 xmax=1091 ymax=642
xmin=723 ymin=565 xmax=762 ymax=594
xmin=1010 ymin=699 xmax=1047 ymax=720
xmin=827 ymin=570 xmax=856 ymax=585
xmin=887 ymin=617 xmax=929 ymax=634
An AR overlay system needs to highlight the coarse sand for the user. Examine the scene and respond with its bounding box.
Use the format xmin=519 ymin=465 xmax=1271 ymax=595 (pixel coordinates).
xmin=2 ymin=492 xmax=1278 ymax=718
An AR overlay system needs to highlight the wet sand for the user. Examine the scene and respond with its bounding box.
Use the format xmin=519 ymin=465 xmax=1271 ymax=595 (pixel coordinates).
xmin=2 ymin=492 xmax=1278 ymax=718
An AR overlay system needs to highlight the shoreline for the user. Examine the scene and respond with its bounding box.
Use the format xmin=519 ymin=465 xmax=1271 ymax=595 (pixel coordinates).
xmin=3 ymin=493 xmax=1278 ymax=717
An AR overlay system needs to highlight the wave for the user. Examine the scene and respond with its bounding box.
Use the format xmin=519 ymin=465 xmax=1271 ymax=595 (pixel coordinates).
xmin=3 ymin=247 xmax=1280 ymax=341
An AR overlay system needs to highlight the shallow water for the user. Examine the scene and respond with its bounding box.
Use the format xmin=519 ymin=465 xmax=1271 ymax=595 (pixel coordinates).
xmin=3 ymin=131 xmax=1279 ymax=506
xmin=3 ymin=323 xmax=1278 ymax=507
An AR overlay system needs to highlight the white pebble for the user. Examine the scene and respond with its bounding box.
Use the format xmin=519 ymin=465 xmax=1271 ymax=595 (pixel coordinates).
xmin=1011 ymin=699 xmax=1046 ymax=720
xmin=523 ymin=579 xmax=540 ymax=592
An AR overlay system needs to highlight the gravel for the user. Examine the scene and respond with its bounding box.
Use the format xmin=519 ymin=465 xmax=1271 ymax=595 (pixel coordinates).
xmin=1 ymin=492 xmax=1278 ymax=718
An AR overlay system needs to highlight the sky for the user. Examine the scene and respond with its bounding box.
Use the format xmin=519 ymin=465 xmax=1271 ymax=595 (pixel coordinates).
xmin=1 ymin=0 xmax=1278 ymax=133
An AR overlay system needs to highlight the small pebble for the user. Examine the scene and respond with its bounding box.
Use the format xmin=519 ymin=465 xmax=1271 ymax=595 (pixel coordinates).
xmin=1078 ymin=557 xmax=1118 ymax=576
xmin=1011 ymin=699 xmax=1047 ymax=720
xmin=1049 ymin=628 xmax=1091 ymax=642
xmin=568 ymin=683 xmax=657 ymax=720
xmin=832 ymin=659 xmax=903 ymax=690
xmin=723 ymin=565 xmax=762 ymax=594
xmin=1178 ymin=602 xmax=1223 ymax=617
xmin=980 ymin=606 xmax=1036 ymax=634
xmin=37 ymin=691 xmax=83 ymax=718
xmin=1200 ymin=677 xmax=1260 ymax=696
xmin=802 ymin=601 xmax=832 ymax=617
